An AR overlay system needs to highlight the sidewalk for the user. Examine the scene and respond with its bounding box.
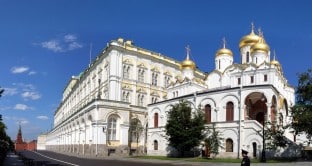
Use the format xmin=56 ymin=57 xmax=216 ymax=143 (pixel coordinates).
xmin=3 ymin=152 xmax=24 ymax=166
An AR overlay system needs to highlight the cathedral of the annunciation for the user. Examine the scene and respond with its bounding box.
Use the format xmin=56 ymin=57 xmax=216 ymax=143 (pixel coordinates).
xmin=38 ymin=25 xmax=310 ymax=159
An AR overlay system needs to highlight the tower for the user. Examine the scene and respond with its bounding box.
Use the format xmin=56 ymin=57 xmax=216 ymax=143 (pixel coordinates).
xmin=250 ymin=30 xmax=270 ymax=65
xmin=215 ymin=38 xmax=233 ymax=72
xmin=16 ymin=124 xmax=23 ymax=144
xmin=181 ymin=45 xmax=196 ymax=79
xmin=239 ymin=23 xmax=260 ymax=64
xmin=15 ymin=123 xmax=27 ymax=151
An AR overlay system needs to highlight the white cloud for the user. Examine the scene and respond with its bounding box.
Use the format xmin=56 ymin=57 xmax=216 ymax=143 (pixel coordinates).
xmin=37 ymin=116 xmax=49 ymax=120
xmin=14 ymin=104 xmax=31 ymax=111
xmin=68 ymin=41 xmax=83 ymax=50
xmin=21 ymin=91 xmax=41 ymax=100
xmin=41 ymin=40 xmax=63 ymax=52
xmin=64 ymin=34 xmax=77 ymax=42
xmin=39 ymin=34 xmax=83 ymax=53
xmin=28 ymin=71 xmax=37 ymax=75
xmin=11 ymin=66 xmax=29 ymax=74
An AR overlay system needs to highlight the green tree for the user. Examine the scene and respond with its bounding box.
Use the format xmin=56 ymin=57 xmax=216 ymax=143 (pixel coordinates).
xmin=129 ymin=117 xmax=143 ymax=155
xmin=203 ymin=123 xmax=222 ymax=158
xmin=165 ymin=100 xmax=206 ymax=157
xmin=291 ymin=68 xmax=312 ymax=140
xmin=265 ymin=122 xmax=288 ymax=150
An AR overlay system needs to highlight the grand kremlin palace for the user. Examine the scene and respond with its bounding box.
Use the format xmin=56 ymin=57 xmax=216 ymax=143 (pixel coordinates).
xmin=42 ymin=26 xmax=309 ymax=158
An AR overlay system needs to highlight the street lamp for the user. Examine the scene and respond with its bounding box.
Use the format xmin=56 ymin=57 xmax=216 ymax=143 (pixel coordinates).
xmin=261 ymin=93 xmax=266 ymax=163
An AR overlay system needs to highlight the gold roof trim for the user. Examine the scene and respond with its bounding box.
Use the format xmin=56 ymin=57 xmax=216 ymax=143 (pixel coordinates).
xmin=122 ymin=83 xmax=132 ymax=90
xmin=151 ymin=66 xmax=160 ymax=72
xmin=150 ymin=90 xmax=160 ymax=97
xmin=136 ymin=86 xmax=147 ymax=93
xmin=122 ymin=58 xmax=133 ymax=65
xmin=137 ymin=62 xmax=147 ymax=68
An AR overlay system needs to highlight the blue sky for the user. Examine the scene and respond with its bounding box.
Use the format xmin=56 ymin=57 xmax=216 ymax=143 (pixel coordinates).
xmin=0 ymin=0 xmax=311 ymax=141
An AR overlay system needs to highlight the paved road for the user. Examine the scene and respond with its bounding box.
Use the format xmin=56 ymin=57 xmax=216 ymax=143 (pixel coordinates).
xmin=14 ymin=150 xmax=312 ymax=166
xmin=18 ymin=150 xmax=173 ymax=166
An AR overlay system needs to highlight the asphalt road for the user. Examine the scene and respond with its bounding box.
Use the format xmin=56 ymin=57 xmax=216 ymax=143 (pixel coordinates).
xmin=18 ymin=150 xmax=174 ymax=166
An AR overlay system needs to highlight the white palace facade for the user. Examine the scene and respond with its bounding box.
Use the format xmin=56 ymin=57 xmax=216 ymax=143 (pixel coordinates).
xmin=44 ymin=26 xmax=307 ymax=158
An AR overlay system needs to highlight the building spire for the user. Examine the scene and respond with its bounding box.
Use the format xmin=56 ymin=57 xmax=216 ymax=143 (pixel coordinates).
xmin=273 ymin=50 xmax=276 ymax=60
xmin=222 ymin=37 xmax=226 ymax=48
xmin=185 ymin=45 xmax=191 ymax=60
xmin=251 ymin=22 xmax=255 ymax=34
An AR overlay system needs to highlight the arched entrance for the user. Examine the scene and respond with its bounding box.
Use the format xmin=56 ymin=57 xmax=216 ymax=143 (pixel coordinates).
xmin=244 ymin=92 xmax=267 ymax=124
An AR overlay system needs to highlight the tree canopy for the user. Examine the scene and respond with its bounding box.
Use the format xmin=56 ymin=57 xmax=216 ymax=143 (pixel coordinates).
xmin=291 ymin=68 xmax=312 ymax=140
xmin=165 ymin=100 xmax=206 ymax=157
xmin=204 ymin=124 xmax=222 ymax=158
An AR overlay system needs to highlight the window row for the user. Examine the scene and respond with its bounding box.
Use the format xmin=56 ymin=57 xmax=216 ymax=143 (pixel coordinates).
xmin=204 ymin=102 xmax=234 ymax=123
xmin=123 ymin=64 xmax=171 ymax=87
xmin=151 ymin=102 xmax=236 ymax=129
xmin=237 ymin=74 xmax=268 ymax=85
xmin=152 ymin=138 xmax=234 ymax=152
xmin=122 ymin=91 xmax=159 ymax=106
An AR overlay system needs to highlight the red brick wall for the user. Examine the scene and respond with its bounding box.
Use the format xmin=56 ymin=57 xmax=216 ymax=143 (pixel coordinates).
xmin=15 ymin=140 xmax=37 ymax=151
xmin=15 ymin=143 xmax=27 ymax=151
xmin=27 ymin=141 xmax=37 ymax=151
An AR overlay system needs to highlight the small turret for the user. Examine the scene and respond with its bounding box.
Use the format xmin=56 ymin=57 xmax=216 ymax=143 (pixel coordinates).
xmin=181 ymin=45 xmax=196 ymax=79
xmin=215 ymin=38 xmax=233 ymax=72
xmin=239 ymin=23 xmax=261 ymax=64
xmin=251 ymin=29 xmax=270 ymax=65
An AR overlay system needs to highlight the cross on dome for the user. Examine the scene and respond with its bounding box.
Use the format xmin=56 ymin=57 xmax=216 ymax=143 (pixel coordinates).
xmin=185 ymin=45 xmax=191 ymax=60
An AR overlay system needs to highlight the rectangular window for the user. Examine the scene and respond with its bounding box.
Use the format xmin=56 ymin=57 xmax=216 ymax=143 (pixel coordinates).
xmin=152 ymin=73 xmax=158 ymax=86
xmin=250 ymin=76 xmax=254 ymax=84
xmin=138 ymin=69 xmax=144 ymax=82
xmin=237 ymin=77 xmax=241 ymax=85
xmin=246 ymin=52 xmax=250 ymax=63
xmin=264 ymin=74 xmax=268 ymax=82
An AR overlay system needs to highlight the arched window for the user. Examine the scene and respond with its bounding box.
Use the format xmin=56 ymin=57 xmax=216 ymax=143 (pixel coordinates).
xmin=123 ymin=65 xmax=130 ymax=79
xmin=204 ymin=104 xmax=211 ymax=123
xmin=137 ymin=94 xmax=144 ymax=106
xmin=218 ymin=60 xmax=221 ymax=70
xmin=226 ymin=102 xmax=234 ymax=121
xmin=226 ymin=138 xmax=233 ymax=152
xmin=151 ymin=97 xmax=158 ymax=104
xmin=108 ymin=117 xmax=117 ymax=140
xmin=152 ymin=72 xmax=158 ymax=86
xmin=122 ymin=91 xmax=130 ymax=102
xmin=164 ymin=75 xmax=171 ymax=87
xmin=138 ymin=69 xmax=145 ymax=82
xmin=154 ymin=113 xmax=158 ymax=128
xmin=246 ymin=52 xmax=250 ymax=63
xmin=130 ymin=119 xmax=142 ymax=142
xmin=154 ymin=140 xmax=158 ymax=150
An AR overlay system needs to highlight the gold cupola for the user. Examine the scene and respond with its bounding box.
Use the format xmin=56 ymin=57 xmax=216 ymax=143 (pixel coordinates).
xmin=216 ymin=38 xmax=233 ymax=57
xmin=239 ymin=23 xmax=260 ymax=48
xmin=181 ymin=45 xmax=196 ymax=70
xmin=250 ymin=30 xmax=270 ymax=54
xmin=271 ymin=51 xmax=282 ymax=71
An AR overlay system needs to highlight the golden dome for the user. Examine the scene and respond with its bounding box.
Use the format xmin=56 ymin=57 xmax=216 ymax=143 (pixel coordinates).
xmin=250 ymin=35 xmax=270 ymax=54
xmin=216 ymin=48 xmax=233 ymax=57
xmin=216 ymin=39 xmax=233 ymax=57
xmin=239 ymin=27 xmax=260 ymax=48
xmin=181 ymin=59 xmax=196 ymax=70
xmin=271 ymin=59 xmax=280 ymax=66
xmin=181 ymin=45 xmax=196 ymax=70
xmin=271 ymin=53 xmax=281 ymax=66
